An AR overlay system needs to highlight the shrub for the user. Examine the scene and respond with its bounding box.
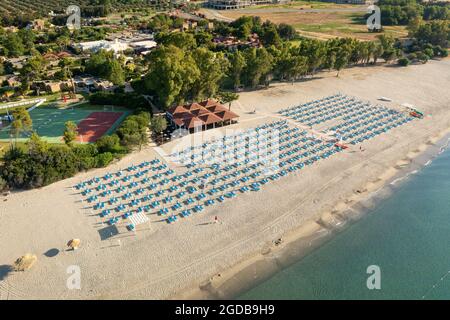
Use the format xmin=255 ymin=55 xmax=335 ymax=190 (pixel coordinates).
xmin=407 ymin=53 xmax=417 ymax=61
xmin=0 ymin=176 xmax=7 ymax=191
xmin=116 ymin=112 xmax=150 ymax=149
xmin=79 ymin=156 xmax=97 ymax=170
xmin=423 ymin=48 xmax=434 ymax=58
xmin=89 ymin=92 xmax=150 ymax=110
xmin=416 ymin=52 xmax=429 ymax=64
xmin=433 ymin=45 xmax=448 ymax=57
xmin=95 ymin=152 xmax=114 ymax=167
xmin=72 ymin=144 xmax=98 ymax=158
xmin=398 ymin=57 xmax=411 ymax=66
xmin=95 ymin=134 xmax=121 ymax=153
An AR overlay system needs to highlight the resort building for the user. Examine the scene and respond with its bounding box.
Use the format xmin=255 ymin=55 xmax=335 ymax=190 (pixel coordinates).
xmin=72 ymin=76 xmax=116 ymax=93
xmin=213 ymin=33 xmax=261 ymax=50
xmin=167 ymin=99 xmax=239 ymax=132
xmin=74 ymin=34 xmax=157 ymax=56
xmin=74 ymin=39 xmax=130 ymax=54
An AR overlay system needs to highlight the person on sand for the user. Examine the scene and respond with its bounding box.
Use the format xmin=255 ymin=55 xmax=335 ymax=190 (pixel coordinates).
xmin=214 ymin=216 xmax=218 ymax=224
xmin=360 ymin=145 xmax=365 ymax=152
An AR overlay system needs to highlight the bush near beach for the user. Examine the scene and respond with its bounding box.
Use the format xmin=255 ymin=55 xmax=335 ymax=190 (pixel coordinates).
xmin=0 ymin=111 xmax=151 ymax=190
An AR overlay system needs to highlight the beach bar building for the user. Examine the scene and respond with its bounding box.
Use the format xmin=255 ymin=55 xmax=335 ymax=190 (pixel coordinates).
xmin=167 ymin=99 xmax=239 ymax=133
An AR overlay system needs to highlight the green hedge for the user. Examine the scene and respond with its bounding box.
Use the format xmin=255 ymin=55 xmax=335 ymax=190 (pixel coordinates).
xmin=89 ymin=92 xmax=150 ymax=111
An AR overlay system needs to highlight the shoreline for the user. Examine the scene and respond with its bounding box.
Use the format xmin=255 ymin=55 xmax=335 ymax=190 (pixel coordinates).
xmin=173 ymin=128 xmax=450 ymax=300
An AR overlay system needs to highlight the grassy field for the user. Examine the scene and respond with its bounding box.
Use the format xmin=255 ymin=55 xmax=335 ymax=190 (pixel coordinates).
xmin=216 ymin=4 xmax=408 ymax=41
xmin=250 ymin=0 xmax=359 ymax=10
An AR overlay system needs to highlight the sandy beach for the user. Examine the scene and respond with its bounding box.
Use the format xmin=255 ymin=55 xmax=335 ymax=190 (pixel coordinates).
xmin=1 ymin=59 xmax=449 ymax=300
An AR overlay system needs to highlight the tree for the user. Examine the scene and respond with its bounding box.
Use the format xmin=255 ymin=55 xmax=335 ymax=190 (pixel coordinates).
xmin=145 ymin=45 xmax=200 ymax=108
xmin=298 ymin=39 xmax=326 ymax=75
xmin=378 ymin=34 xmax=397 ymax=63
xmin=20 ymin=52 xmax=45 ymax=83
xmin=191 ymin=48 xmax=229 ymax=101
xmin=323 ymin=49 xmax=336 ymax=71
xmin=3 ymin=33 xmax=25 ymax=57
xmin=413 ymin=20 xmax=449 ymax=47
xmin=95 ymin=134 xmax=121 ymax=153
xmin=194 ymin=31 xmax=213 ymax=47
xmin=234 ymin=22 xmax=251 ymax=40
xmin=261 ymin=24 xmax=281 ymax=47
xmin=217 ymin=91 xmax=239 ymax=110
xmin=151 ymin=115 xmax=167 ymax=144
xmin=277 ymin=23 xmax=297 ymax=41
xmin=11 ymin=107 xmax=32 ymax=132
xmin=334 ymin=46 xmax=350 ymax=77
xmin=85 ymin=50 xmax=125 ymax=85
xmin=108 ymin=59 xmax=125 ymax=86
xmin=55 ymin=35 xmax=70 ymax=51
xmin=63 ymin=121 xmax=78 ymax=145
xmin=372 ymin=43 xmax=384 ymax=64
xmin=10 ymin=119 xmax=23 ymax=142
xmin=228 ymin=51 xmax=246 ymax=90
xmin=156 ymin=32 xmax=197 ymax=50
xmin=27 ymin=132 xmax=48 ymax=161
xmin=285 ymin=55 xmax=308 ymax=82
xmin=243 ymin=47 xmax=273 ymax=88
xmin=116 ymin=113 xmax=149 ymax=150
xmin=18 ymin=28 xmax=36 ymax=53
xmin=365 ymin=41 xmax=376 ymax=65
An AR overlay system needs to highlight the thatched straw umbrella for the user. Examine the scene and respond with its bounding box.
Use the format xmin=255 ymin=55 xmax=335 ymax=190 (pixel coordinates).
xmin=67 ymin=239 xmax=81 ymax=250
xmin=13 ymin=254 xmax=37 ymax=271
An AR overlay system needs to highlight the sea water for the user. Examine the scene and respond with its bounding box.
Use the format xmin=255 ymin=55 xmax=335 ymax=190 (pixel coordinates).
xmin=239 ymin=147 xmax=450 ymax=300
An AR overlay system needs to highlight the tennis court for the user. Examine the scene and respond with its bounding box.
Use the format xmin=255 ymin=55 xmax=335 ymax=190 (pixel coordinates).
xmin=76 ymin=111 xmax=125 ymax=143
xmin=0 ymin=107 xmax=127 ymax=143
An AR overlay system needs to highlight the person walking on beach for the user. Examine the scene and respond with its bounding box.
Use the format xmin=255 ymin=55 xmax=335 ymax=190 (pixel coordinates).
xmin=214 ymin=216 xmax=218 ymax=224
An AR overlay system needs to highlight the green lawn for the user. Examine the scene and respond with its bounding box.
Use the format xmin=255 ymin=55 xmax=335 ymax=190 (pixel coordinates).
xmin=293 ymin=21 xmax=362 ymax=34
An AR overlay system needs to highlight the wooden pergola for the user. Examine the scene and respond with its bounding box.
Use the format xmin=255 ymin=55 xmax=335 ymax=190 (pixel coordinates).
xmin=168 ymin=99 xmax=239 ymax=132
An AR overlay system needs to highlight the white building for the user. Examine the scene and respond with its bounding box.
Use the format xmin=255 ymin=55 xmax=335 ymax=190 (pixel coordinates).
xmin=74 ymin=39 xmax=130 ymax=54
xmin=128 ymin=40 xmax=158 ymax=52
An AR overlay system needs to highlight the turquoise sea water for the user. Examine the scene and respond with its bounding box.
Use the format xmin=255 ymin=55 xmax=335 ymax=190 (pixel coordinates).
xmin=239 ymin=148 xmax=450 ymax=300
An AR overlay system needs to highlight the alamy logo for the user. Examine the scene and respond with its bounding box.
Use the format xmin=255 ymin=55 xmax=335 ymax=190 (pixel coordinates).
xmin=366 ymin=265 xmax=381 ymax=290
xmin=66 ymin=265 xmax=81 ymax=290
xmin=66 ymin=5 xmax=81 ymax=30
xmin=366 ymin=3 xmax=381 ymax=31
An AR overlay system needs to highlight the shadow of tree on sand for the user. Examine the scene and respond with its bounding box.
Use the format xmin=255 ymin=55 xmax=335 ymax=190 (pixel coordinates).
xmin=0 ymin=265 xmax=13 ymax=281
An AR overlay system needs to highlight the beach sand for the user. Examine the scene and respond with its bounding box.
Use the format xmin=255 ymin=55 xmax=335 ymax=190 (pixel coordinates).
xmin=0 ymin=59 xmax=449 ymax=299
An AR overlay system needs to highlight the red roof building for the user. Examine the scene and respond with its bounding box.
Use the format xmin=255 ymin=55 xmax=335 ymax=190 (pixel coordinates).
xmin=168 ymin=99 xmax=239 ymax=132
